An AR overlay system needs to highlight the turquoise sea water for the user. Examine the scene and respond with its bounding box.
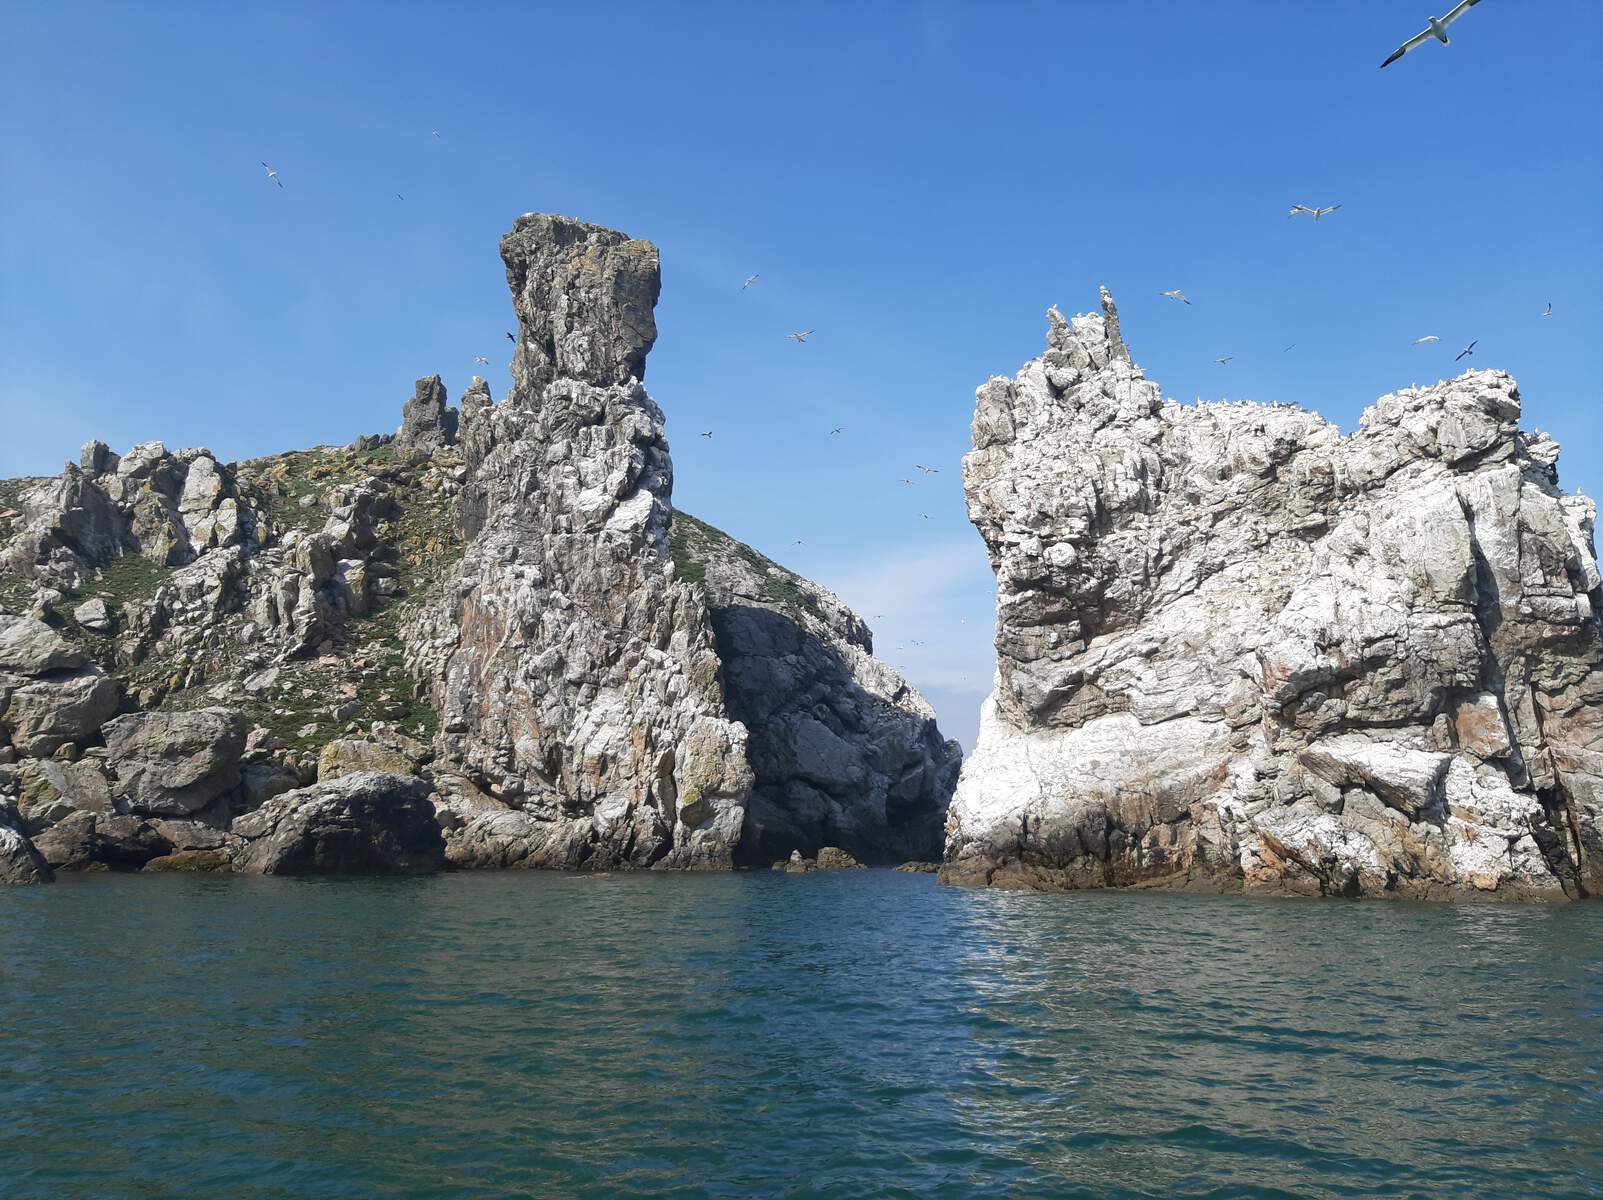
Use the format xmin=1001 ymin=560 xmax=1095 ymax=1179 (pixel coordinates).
xmin=2 ymin=871 xmax=1600 ymax=1199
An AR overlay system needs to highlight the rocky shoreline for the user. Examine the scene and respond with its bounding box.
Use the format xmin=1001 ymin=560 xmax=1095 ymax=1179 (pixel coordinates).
xmin=0 ymin=213 xmax=959 ymax=883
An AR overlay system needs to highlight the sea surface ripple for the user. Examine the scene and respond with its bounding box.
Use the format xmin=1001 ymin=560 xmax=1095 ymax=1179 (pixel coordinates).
xmin=2 ymin=871 xmax=1600 ymax=1198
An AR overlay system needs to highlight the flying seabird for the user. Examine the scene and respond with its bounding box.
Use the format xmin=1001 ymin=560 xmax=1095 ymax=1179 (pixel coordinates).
xmin=1161 ymin=290 xmax=1190 ymax=305
xmin=1283 ymin=344 xmax=1296 ymax=352
xmin=786 ymin=330 xmax=814 ymax=344
xmin=1214 ymin=356 xmax=1234 ymax=365
xmin=700 ymin=431 xmax=714 ymax=438
xmin=792 ymin=539 xmax=804 ymax=546
xmin=506 ymin=331 xmax=516 ymax=343
xmin=899 ymin=479 xmax=915 ymax=485
xmin=1381 ymin=0 xmax=1484 ymax=68
xmin=1456 ymin=339 xmax=1478 ymax=361
xmin=261 ymin=162 xmax=283 ymax=188
xmin=919 ymin=514 xmax=930 ymax=521
xmin=829 ymin=426 xmax=843 ymax=434
xmin=1413 ymin=335 xmax=1440 ymax=344
xmin=432 ymin=128 xmax=441 ymax=138
xmin=916 ymin=465 xmax=939 ymax=475
xmin=742 ymin=275 xmax=759 ymax=290
xmin=1289 ymin=204 xmax=1342 ymax=221
xmin=1542 ymin=302 xmax=1553 ymax=318
xmin=473 ymin=355 xmax=490 ymax=365
xmin=396 ymin=194 xmax=404 ymax=200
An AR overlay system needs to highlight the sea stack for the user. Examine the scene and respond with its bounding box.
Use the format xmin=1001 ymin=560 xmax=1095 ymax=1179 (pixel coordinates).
xmin=942 ymin=289 xmax=1603 ymax=900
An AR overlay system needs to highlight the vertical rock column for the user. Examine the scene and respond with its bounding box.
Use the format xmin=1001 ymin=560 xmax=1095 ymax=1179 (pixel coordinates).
xmin=408 ymin=214 xmax=752 ymax=868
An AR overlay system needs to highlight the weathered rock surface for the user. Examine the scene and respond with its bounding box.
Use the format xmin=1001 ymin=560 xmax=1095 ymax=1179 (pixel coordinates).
xmin=232 ymin=771 xmax=445 ymax=875
xmin=673 ymin=514 xmax=960 ymax=864
xmin=0 ymin=210 xmax=959 ymax=878
xmin=0 ymin=803 xmax=52 ymax=883
xmin=407 ymin=213 xmax=756 ymax=870
xmin=103 ymin=707 xmax=246 ymax=815
xmin=944 ymin=289 xmax=1603 ymax=901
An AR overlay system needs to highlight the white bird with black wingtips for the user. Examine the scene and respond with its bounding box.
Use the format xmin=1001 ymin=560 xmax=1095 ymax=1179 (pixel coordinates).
xmin=1381 ymin=0 xmax=1484 ymax=69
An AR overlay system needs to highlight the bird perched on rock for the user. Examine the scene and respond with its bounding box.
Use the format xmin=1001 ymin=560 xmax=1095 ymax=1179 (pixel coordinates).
xmin=261 ymin=162 xmax=283 ymax=188
xmin=1161 ymin=290 xmax=1190 ymax=305
xmin=1456 ymin=339 xmax=1478 ymax=361
xmin=1381 ymin=0 xmax=1483 ymax=68
xmin=1413 ymin=335 xmax=1440 ymax=344
xmin=1289 ymin=204 xmax=1341 ymax=220
xmin=742 ymin=275 xmax=759 ymax=290
xmin=786 ymin=330 xmax=813 ymax=344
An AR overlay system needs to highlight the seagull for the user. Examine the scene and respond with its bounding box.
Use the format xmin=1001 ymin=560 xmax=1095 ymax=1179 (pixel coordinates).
xmin=742 ymin=274 xmax=760 ymax=290
xmin=1214 ymin=356 xmax=1234 ymax=365
xmin=1413 ymin=335 xmax=1440 ymax=344
xmin=1289 ymin=204 xmax=1342 ymax=221
xmin=919 ymin=514 xmax=930 ymax=521
xmin=1283 ymin=344 xmax=1296 ymax=352
xmin=396 ymin=194 xmax=405 ymax=200
xmin=1381 ymin=0 xmax=1484 ymax=68
xmin=1160 ymin=289 xmax=1190 ymax=305
xmin=700 ymin=431 xmax=714 ymax=438
xmin=1456 ymin=340 xmax=1478 ymax=361
xmin=1542 ymin=302 xmax=1553 ymax=318
xmin=899 ymin=479 xmax=915 ymax=486
xmin=506 ymin=331 xmax=516 ymax=343
xmin=786 ymin=330 xmax=814 ymax=344
xmin=261 ymin=162 xmax=283 ymax=188
xmin=916 ymin=465 xmax=939 ymax=475
xmin=792 ymin=539 xmax=804 ymax=546
xmin=474 ymin=355 xmax=490 ymax=365
xmin=829 ymin=427 xmax=843 ymax=435
xmin=432 ymin=128 xmax=441 ymax=138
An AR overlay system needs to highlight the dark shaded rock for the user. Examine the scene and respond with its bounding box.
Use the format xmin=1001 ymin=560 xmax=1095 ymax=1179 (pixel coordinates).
xmin=396 ymin=374 xmax=458 ymax=451
xmin=231 ymin=771 xmax=445 ymax=875
xmin=33 ymin=810 xmax=171 ymax=871
xmin=815 ymin=846 xmax=865 ymax=870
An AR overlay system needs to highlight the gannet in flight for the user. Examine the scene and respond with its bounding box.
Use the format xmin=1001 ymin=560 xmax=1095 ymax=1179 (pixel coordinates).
xmin=1413 ymin=335 xmax=1440 ymax=344
xmin=474 ymin=356 xmax=490 ymax=365
xmin=786 ymin=330 xmax=813 ymax=344
xmin=1289 ymin=204 xmax=1342 ymax=221
xmin=1455 ymin=339 xmax=1478 ymax=361
xmin=1160 ymin=290 xmax=1190 ymax=305
xmin=1381 ymin=0 xmax=1484 ymax=68
xmin=261 ymin=162 xmax=283 ymax=188
xmin=742 ymin=275 xmax=759 ymax=289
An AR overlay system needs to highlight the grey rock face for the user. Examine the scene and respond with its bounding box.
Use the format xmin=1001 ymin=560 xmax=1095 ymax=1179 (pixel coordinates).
xmin=102 ymin=707 xmax=246 ymax=815
xmin=408 ymin=214 xmax=754 ymax=869
xmin=231 ymin=771 xmax=445 ymax=875
xmin=0 ymin=614 xmax=86 ymax=673
xmin=946 ymin=290 xmax=1603 ymax=901
xmin=32 ymin=810 xmax=172 ymax=871
xmin=396 ymin=375 xmax=459 ymax=451
xmin=673 ymin=514 xmax=961 ymax=864
xmin=1 ymin=667 xmax=119 ymax=758
xmin=0 ymin=803 xmax=52 ymax=883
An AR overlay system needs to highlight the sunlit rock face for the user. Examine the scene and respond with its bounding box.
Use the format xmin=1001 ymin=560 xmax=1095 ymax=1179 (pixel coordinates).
xmin=944 ymin=289 xmax=1602 ymax=900
xmin=406 ymin=214 xmax=755 ymax=868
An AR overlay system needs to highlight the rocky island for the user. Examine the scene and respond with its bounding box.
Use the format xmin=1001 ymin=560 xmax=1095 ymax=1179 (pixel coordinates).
xmin=943 ymin=290 xmax=1602 ymax=900
xmin=0 ymin=213 xmax=959 ymax=883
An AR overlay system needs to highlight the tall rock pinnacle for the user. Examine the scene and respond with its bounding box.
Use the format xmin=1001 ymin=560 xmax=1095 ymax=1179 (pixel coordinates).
xmin=408 ymin=214 xmax=753 ymax=868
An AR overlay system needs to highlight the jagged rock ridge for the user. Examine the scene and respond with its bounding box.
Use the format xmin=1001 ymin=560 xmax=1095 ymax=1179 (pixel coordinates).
xmin=944 ymin=289 xmax=1602 ymax=901
xmin=0 ymin=212 xmax=960 ymax=881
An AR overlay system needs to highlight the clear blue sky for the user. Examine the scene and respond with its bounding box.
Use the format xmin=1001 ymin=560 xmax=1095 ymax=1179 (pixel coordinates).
xmin=4 ymin=1 xmax=1599 ymax=749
